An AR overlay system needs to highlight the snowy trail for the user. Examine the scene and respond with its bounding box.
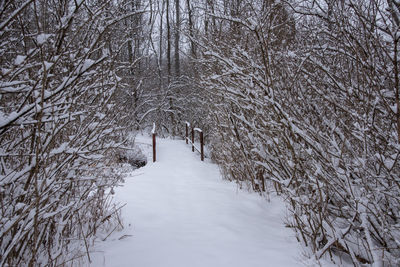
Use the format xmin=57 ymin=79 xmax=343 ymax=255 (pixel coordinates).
xmin=90 ymin=136 xmax=307 ymax=267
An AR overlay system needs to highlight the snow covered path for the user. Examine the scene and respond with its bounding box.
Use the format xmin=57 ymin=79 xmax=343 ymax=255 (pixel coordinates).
xmin=90 ymin=136 xmax=307 ymax=267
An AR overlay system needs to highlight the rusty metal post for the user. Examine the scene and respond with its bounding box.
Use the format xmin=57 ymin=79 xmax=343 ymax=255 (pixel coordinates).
xmin=152 ymin=133 xmax=156 ymax=162
xmin=191 ymin=128 xmax=194 ymax=152
xmin=200 ymin=131 xmax=204 ymax=161
xmin=185 ymin=123 xmax=188 ymax=144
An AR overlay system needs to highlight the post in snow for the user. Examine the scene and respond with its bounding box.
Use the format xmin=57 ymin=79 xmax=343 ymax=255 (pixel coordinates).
xmin=191 ymin=127 xmax=194 ymax=152
xmin=200 ymin=131 xmax=204 ymax=161
xmin=185 ymin=122 xmax=190 ymax=144
xmin=152 ymin=123 xmax=156 ymax=162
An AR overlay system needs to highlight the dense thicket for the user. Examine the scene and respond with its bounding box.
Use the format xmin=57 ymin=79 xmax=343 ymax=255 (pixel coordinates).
xmin=194 ymin=0 xmax=400 ymax=265
xmin=0 ymin=0 xmax=144 ymax=265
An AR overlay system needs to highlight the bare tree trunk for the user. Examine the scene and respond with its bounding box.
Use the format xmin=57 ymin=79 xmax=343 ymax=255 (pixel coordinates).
xmin=166 ymin=0 xmax=171 ymax=84
xmin=204 ymin=0 xmax=208 ymax=35
xmin=159 ymin=0 xmax=164 ymax=68
xmin=159 ymin=0 xmax=165 ymax=90
xmin=174 ymin=0 xmax=180 ymax=76
xmin=186 ymin=0 xmax=196 ymax=58
xmin=387 ymin=0 xmax=400 ymax=142
xmin=205 ymin=0 xmax=215 ymax=35
xmin=394 ymin=38 xmax=400 ymax=143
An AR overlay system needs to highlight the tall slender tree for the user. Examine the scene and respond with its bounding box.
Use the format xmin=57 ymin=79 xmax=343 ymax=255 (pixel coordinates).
xmin=174 ymin=0 xmax=180 ymax=76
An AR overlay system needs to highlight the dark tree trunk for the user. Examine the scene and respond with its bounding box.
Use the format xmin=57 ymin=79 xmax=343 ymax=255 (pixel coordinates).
xmin=174 ymin=0 xmax=180 ymax=76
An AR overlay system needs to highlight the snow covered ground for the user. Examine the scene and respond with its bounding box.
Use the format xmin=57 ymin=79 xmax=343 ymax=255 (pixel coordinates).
xmin=89 ymin=136 xmax=332 ymax=267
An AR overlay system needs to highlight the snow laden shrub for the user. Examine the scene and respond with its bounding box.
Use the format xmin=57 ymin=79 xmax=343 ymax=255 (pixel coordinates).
xmin=0 ymin=1 xmax=140 ymax=265
xmin=197 ymin=0 xmax=400 ymax=265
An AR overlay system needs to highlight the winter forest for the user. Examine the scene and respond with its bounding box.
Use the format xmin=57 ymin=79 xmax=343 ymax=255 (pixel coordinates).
xmin=1 ymin=0 xmax=400 ymax=266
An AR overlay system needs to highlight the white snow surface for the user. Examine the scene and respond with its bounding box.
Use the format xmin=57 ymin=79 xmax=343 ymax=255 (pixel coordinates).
xmin=89 ymin=136 xmax=327 ymax=267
